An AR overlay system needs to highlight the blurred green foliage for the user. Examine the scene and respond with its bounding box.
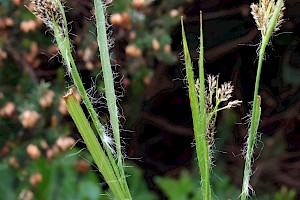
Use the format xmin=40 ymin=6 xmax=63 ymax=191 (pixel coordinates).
xmin=155 ymin=169 xmax=296 ymax=200
xmin=0 ymin=149 xmax=102 ymax=200
xmin=126 ymin=164 xmax=159 ymax=200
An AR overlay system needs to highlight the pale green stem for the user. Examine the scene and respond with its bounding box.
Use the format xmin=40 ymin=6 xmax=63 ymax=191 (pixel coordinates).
xmin=64 ymin=91 xmax=126 ymax=200
xmin=207 ymin=100 xmax=221 ymax=123
xmin=93 ymin=0 xmax=131 ymax=197
xmin=52 ymin=1 xmax=126 ymax=196
xmin=93 ymin=0 xmax=122 ymax=169
xmin=181 ymin=13 xmax=211 ymax=200
xmin=241 ymin=1 xmax=284 ymax=199
xmin=198 ymin=11 xmax=211 ymax=200
xmin=241 ymin=96 xmax=261 ymax=200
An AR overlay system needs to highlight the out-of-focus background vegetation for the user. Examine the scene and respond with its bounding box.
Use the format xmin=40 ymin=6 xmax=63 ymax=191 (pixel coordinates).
xmin=0 ymin=0 xmax=299 ymax=199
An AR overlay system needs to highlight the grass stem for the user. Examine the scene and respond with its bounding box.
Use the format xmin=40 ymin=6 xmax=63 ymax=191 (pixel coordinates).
xmin=198 ymin=12 xmax=211 ymax=200
xmin=63 ymin=90 xmax=126 ymax=200
xmin=181 ymin=13 xmax=211 ymax=200
xmin=93 ymin=1 xmax=131 ymax=197
xmin=241 ymin=1 xmax=284 ymax=199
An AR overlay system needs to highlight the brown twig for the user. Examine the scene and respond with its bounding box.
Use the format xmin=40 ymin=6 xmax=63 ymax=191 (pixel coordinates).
xmin=192 ymin=28 xmax=259 ymax=62
xmin=186 ymin=4 xmax=251 ymax=22
xmin=142 ymin=111 xmax=193 ymax=137
xmin=4 ymin=42 xmax=39 ymax=83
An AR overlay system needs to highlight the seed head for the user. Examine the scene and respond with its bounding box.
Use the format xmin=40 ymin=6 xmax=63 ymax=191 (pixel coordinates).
xmin=30 ymin=0 xmax=64 ymax=33
xmin=228 ymin=100 xmax=243 ymax=108
xmin=194 ymin=74 xmax=242 ymax=151
xmin=206 ymin=120 xmax=216 ymax=147
xmin=207 ymin=74 xmax=217 ymax=93
xmin=250 ymin=0 xmax=285 ymax=37
xmin=217 ymin=82 xmax=234 ymax=102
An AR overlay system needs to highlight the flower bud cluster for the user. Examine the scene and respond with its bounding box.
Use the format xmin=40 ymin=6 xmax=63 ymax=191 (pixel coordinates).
xmin=30 ymin=0 xmax=64 ymax=34
xmin=250 ymin=0 xmax=285 ymax=36
xmin=195 ymin=75 xmax=242 ymax=147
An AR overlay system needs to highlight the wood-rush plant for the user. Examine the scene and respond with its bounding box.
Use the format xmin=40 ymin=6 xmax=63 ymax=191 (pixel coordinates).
xmin=181 ymin=13 xmax=242 ymax=200
xmin=29 ymin=0 xmax=286 ymax=199
xmin=30 ymin=0 xmax=131 ymax=199
xmin=181 ymin=1 xmax=285 ymax=198
xmin=241 ymin=0 xmax=285 ymax=199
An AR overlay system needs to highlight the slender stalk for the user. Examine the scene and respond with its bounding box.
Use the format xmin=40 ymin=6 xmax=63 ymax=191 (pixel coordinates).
xmin=93 ymin=0 xmax=122 ymax=169
xmin=181 ymin=15 xmax=211 ymax=200
xmin=49 ymin=1 xmax=131 ymax=198
xmin=198 ymin=12 xmax=211 ymax=200
xmin=31 ymin=0 xmax=129 ymax=197
xmin=63 ymin=90 xmax=125 ymax=200
xmin=93 ymin=1 xmax=131 ymax=197
xmin=52 ymin=1 xmax=123 ymax=187
xmin=241 ymin=1 xmax=284 ymax=199
xmin=241 ymin=96 xmax=261 ymax=200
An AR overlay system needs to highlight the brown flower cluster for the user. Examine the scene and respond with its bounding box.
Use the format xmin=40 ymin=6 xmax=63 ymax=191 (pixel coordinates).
xmin=24 ymin=42 xmax=42 ymax=69
xmin=18 ymin=189 xmax=34 ymax=200
xmin=25 ymin=135 xmax=76 ymax=162
xmin=125 ymin=45 xmax=142 ymax=58
xmin=152 ymin=39 xmax=160 ymax=52
xmin=12 ymin=0 xmax=22 ymax=6
xmin=77 ymin=43 xmax=98 ymax=70
xmin=27 ymin=144 xmax=41 ymax=160
xmin=19 ymin=110 xmax=40 ymax=128
xmin=8 ymin=157 xmax=20 ymax=169
xmin=250 ymin=0 xmax=285 ymax=36
xmin=217 ymin=82 xmax=234 ymax=102
xmin=56 ymin=136 xmax=76 ymax=151
xmin=0 ymin=48 xmax=7 ymax=62
xmin=39 ymin=89 xmax=55 ymax=108
xmin=0 ymin=102 xmax=16 ymax=117
xmin=29 ymin=173 xmax=43 ymax=187
xmin=110 ymin=13 xmax=132 ymax=29
xmin=45 ymin=136 xmax=75 ymax=161
xmin=74 ymin=159 xmax=91 ymax=173
xmin=132 ymin=0 xmax=154 ymax=10
xmin=0 ymin=17 xmax=14 ymax=30
xmin=30 ymin=0 xmax=64 ymax=33
xmin=46 ymin=145 xmax=60 ymax=161
xmin=20 ymin=19 xmax=42 ymax=33
xmin=195 ymin=75 xmax=242 ymax=147
xmin=196 ymin=75 xmax=242 ymax=113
